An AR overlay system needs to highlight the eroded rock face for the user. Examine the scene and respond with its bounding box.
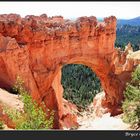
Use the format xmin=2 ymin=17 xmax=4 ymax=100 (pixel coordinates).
xmin=0 ymin=14 xmax=139 ymax=129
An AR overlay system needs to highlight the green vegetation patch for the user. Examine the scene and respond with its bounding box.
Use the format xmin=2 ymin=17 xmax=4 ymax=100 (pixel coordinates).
xmin=4 ymin=76 xmax=54 ymax=130
xmin=62 ymin=64 xmax=102 ymax=109
xmin=122 ymin=65 xmax=140 ymax=129
xmin=0 ymin=121 xmax=4 ymax=129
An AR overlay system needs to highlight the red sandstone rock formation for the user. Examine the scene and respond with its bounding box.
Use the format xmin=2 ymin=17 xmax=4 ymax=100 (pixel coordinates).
xmin=0 ymin=14 xmax=139 ymax=129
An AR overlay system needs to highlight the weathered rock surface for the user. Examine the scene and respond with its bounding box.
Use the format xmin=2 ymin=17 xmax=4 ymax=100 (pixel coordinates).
xmin=0 ymin=14 xmax=139 ymax=129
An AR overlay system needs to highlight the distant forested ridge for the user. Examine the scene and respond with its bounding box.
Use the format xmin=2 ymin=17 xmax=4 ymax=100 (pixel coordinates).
xmin=116 ymin=17 xmax=140 ymax=51
xmin=117 ymin=16 xmax=140 ymax=26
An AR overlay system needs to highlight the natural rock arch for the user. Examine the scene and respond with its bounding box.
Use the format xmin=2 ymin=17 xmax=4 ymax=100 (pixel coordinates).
xmin=0 ymin=14 xmax=139 ymax=128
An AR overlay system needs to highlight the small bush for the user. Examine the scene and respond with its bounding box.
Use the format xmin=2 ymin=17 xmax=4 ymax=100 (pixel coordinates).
xmin=122 ymin=65 xmax=140 ymax=129
xmin=4 ymin=76 xmax=54 ymax=130
xmin=0 ymin=121 xmax=4 ymax=129
xmin=12 ymin=76 xmax=28 ymax=95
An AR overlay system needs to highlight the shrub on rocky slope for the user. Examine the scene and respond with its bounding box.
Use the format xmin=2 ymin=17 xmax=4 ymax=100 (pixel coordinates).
xmin=122 ymin=65 xmax=140 ymax=129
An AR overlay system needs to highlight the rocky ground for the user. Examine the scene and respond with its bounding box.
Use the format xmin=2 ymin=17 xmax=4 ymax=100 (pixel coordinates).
xmin=0 ymin=88 xmax=132 ymax=130
xmin=0 ymin=88 xmax=23 ymax=111
xmin=76 ymin=103 xmax=132 ymax=130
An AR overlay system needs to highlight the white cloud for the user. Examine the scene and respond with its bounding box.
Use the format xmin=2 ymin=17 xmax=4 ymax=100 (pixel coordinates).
xmin=0 ymin=2 xmax=139 ymax=19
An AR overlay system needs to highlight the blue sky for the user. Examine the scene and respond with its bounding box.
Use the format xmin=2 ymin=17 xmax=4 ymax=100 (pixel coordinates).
xmin=0 ymin=2 xmax=140 ymax=19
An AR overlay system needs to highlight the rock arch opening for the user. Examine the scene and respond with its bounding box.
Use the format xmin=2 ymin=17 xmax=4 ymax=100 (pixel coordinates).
xmin=62 ymin=64 xmax=102 ymax=110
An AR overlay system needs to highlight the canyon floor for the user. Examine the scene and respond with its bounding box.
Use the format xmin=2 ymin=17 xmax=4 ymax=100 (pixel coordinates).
xmin=0 ymin=88 xmax=132 ymax=130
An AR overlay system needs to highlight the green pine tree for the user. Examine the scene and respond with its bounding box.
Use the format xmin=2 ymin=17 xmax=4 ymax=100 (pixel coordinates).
xmin=122 ymin=65 xmax=140 ymax=129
